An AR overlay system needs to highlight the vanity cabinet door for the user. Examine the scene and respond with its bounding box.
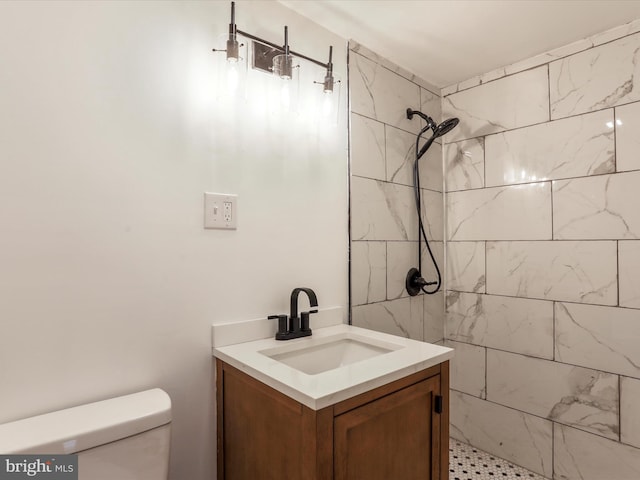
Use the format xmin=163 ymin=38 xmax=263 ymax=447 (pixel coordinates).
xmin=217 ymin=362 xmax=322 ymax=480
xmin=333 ymin=375 xmax=441 ymax=480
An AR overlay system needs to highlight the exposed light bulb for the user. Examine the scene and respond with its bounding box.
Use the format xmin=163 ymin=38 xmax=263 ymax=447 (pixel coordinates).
xmin=227 ymin=64 xmax=239 ymax=94
xmin=280 ymin=81 xmax=290 ymax=109
xmin=273 ymin=54 xmax=293 ymax=80
xmin=323 ymin=75 xmax=334 ymax=94
xmin=322 ymin=92 xmax=332 ymax=117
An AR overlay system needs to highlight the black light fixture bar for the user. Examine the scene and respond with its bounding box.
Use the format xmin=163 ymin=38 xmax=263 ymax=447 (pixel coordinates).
xmin=212 ymin=1 xmax=336 ymax=91
xmin=236 ymin=28 xmax=329 ymax=70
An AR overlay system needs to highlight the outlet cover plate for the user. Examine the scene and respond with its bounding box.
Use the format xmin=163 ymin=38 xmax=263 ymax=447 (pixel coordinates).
xmin=204 ymin=192 xmax=238 ymax=230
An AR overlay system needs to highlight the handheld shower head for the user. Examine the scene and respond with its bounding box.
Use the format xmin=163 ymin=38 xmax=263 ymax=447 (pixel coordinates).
xmin=415 ymin=117 xmax=459 ymax=159
xmin=407 ymin=108 xmax=459 ymax=140
xmin=416 ymin=127 xmax=436 ymax=160
xmin=434 ymin=117 xmax=459 ymax=138
xmin=405 ymin=106 xmax=461 ymax=297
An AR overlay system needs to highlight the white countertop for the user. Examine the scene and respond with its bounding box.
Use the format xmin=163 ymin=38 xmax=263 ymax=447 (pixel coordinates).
xmin=212 ymin=315 xmax=453 ymax=410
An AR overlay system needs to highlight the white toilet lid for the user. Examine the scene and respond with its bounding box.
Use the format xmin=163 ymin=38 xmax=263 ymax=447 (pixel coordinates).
xmin=0 ymin=388 xmax=171 ymax=454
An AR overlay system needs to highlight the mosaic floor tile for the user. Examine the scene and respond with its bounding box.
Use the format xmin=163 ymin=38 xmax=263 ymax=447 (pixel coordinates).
xmin=450 ymin=439 xmax=548 ymax=480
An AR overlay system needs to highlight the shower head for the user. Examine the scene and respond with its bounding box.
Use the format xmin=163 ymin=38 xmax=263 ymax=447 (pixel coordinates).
xmin=406 ymin=107 xmax=459 ymax=140
xmin=434 ymin=117 xmax=459 ymax=138
xmin=414 ymin=117 xmax=460 ymax=160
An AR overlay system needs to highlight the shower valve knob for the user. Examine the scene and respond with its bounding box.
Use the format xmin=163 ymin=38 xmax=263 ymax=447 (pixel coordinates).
xmin=406 ymin=267 xmax=425 ymax=296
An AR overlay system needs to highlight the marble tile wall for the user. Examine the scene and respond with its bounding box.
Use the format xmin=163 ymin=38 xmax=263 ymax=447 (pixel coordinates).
xmin=349 ymin=41 xmax=444 ymax=343
xmin=444 ymin=27 xmax=640 ymax=480
xmin=450 ymin=390 xmax=553 ymax=478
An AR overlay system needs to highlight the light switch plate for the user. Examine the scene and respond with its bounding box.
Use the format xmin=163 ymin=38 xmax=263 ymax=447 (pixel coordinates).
xmin=204 ymin=192 xmax=238 ymax=230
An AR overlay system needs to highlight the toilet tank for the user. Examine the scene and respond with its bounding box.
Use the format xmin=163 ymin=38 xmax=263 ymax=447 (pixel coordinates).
xmin=0 ymin=388 xmax=171 ymax=480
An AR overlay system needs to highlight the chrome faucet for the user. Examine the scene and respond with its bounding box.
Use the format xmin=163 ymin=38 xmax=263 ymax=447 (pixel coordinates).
xmin=268 ymin=287 xmax=318 ymax=340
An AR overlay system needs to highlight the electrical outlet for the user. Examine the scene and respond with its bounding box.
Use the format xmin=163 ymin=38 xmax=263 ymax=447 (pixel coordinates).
xmin=223 ymin=201 xmax=233 ymax=223
xmin=204 ymin=192 xmax=238 ymax=230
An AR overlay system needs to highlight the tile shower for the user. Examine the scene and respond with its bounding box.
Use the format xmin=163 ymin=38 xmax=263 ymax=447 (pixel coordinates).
xmin=349 ymin=20 xmax=640 ymax=480
xmin=349 ymin=41 xmax=445 ymax=344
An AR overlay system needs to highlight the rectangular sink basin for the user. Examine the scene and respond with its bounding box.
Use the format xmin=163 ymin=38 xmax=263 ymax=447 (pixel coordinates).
xmin=259 ymin=334 xmax=403 ymax=375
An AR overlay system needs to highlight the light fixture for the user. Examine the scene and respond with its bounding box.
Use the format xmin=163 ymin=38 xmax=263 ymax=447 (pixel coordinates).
xmin=211 ymin=2 xmax=248 ymax=99
xmin=213 ymin=2 xmax=242 ymax=63
xmin=212 ymin=1 xmax=340 ymax=118
xmin=272 ymin=27 xmax=293 ymax=80
xmin=314 ymin=46 xmax=341 ymax=124
xmin=317 ymin=46 xmax=336 ymax=94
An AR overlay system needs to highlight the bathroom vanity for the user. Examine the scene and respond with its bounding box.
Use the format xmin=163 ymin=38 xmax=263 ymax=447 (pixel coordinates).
xmin=212 ymin=314 xmax=453 ymax=480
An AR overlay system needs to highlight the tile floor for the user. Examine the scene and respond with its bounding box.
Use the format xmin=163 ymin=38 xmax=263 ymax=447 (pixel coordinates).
xmin=449 ymin=439 xmax=548 ymax=480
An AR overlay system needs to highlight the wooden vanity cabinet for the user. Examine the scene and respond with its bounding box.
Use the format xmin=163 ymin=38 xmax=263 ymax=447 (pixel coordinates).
xmin=216 ymin=359 xmax=449 ymax=480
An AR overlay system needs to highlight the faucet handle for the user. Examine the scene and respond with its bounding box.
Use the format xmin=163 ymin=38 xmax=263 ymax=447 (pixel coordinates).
xmin=300 ymin=310 xmax=316 ymax=333
xmin=268 ymin=314 xmax=288 ymax=338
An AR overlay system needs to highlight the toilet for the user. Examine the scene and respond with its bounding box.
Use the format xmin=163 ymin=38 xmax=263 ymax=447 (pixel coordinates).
xmin=0 ymin=388 xmax=171 ymax=480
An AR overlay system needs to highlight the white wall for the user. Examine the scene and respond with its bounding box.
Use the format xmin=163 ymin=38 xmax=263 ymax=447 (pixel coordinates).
xmin=0 ymin=1 xmax=348 ymax=478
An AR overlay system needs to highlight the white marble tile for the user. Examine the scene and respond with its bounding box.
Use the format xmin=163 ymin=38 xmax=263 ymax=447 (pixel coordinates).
xmin=349 ymin=41 xmax=440 ymax=94
xmin=444 ymin=42 xmax=583 ymax=98
xmin=441 ymin=84 xmax=457 ymax=97
xmin=442 ymin=19 xmax=640 ymax=100
xmin=350 ymin=241 xmax=386 ymax=306
xmin=451 ymin=76 xmax=482 ymax=95
xmin=447 ymin=183 xmax=552 ymax=241
xmin=420 ymin=241 xmax=444 ymax=293
xmin=385 ymin=240 xmax=444 ymax=301
xmin=446 ymin=292 xmax=554 ymax=359
xmin=446 ymin=241 xmax=485 ymax=293
xmin=421 ymin=189 xmax=443 ymax=241
xmin=389 ymin=129 xmax=441 ymax=190
xmin=591 ymin=18 xmax=640 ymax=47
xmin=619 ymin=240 xmax=640 ymax=309
xmin=351 ymin=176 xmax=416 ymax=241
xmin=550 ymin=32 xmax=640 ymax=120
xmin=445 ymin=138 xmax=484 ymax=192
xmin=616 ymin=101 xmax=640 ymax=172
xmin=503 ymin=39 xmax=590 ymax=77
xmin=555 ymin=424 xmax=640 ymax=480
xmin=385 ymin=125 xmax=415 ymax=187
xmin=423 ymin=291 xmax=444 ymax=343
xmin=386 ymin=241 xmax=416 ymax=300
xmin=477 ymin=68 xmax=508 ymax=89
xmin=553 ymin=171 xmax=640 ymax=240
xmin=409 ymin=294 xmax=423 ymax=341
xmin=350 ymin=114 xmax=385 ymax=180
xmin=486 ymin=241 xmax=617 ymax=305
xmin=621 ymin=376 xmax=640 ymax=449
xmin=352 ymin=297 xmax=423 ymax=340
xmin=419 ymin=141 xmax=443 ymax=193
xmin=385 ymin=125 xmax=442 ymax=192
xmin=443 ymin=66 xmax=549 ymax=142
xmin=487 ymin=350 xmax=619 ymax=439
xmin=349 ymin=51 xmax=421 ymax=134
xmin=450 ymin=391 xmax=553 ymax=478
xmin=485 ymin=110 xmax=615 ymax=187
xmin=420 ymin=87 xmax=442 ymax=125
xmin=555 ymin=302 xmax=640 ymax=378
xmin=445 ymin=340 xmax=486 ymax=399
